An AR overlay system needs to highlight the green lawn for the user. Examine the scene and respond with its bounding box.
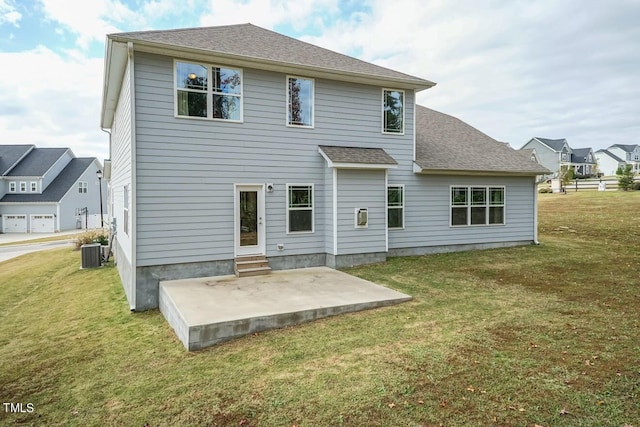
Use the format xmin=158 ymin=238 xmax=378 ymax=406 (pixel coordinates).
xmin=1 ymin=191 xmax=638 ymax=426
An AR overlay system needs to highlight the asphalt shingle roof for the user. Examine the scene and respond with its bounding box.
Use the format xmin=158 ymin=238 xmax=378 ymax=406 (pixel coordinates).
xmin=7 ymin=148 xmax=69 ymax=177
xmin=571 ymin=148 xmax=595 ymax=164
xmin=609 ymin=144 xmax=638 ymax=153
xmin=1 ymin=158 xmax=94 ymax=203
xmin=414 ymin=106 xmax=551 ymax=175
xmin=109 ymin=23 xmax=434 ymax=88
xmin=0 ymin=144 xmax=34 ymax=175
xmin=534 ymin=137 xmax=568 ymax=152
xmin=319 ymin=145 xmax=397 ymax=166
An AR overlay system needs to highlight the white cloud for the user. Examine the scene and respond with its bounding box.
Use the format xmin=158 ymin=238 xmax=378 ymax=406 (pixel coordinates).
xmin=0 ymin=0 xmax=21 ymax=26
xmin=0 ymin=46 xmax=108 ymax=159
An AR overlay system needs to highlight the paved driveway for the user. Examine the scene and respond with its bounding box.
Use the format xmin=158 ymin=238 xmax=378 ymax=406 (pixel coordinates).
xmin=0 ymin=231 xmax=79 ymax=263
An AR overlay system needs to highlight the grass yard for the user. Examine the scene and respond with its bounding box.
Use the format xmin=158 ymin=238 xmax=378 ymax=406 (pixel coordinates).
xmin=1 ymin=191 xmax=638 ymax=426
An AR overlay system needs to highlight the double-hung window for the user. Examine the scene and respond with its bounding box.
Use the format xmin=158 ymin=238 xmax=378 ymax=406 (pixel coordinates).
xmin=287 ymin=76 xmax=314 ymax=127
xmin=175 ymin=61 xmax=242 ymax=121
xmin=451 ymin=186 xmax=505 ymax=226
xmin=20 ymin=182 xmax=26 ymax=192
xmin=30 ymin=182 xmax=37 ymax=192
xmin=78 ymin=181 xmax=88 ymax=194
xmin=9 ymin=182 xmax=16 ymax=192
xmin=287 ymin=184 xmax=314 ymax=233
xmin=382 ymin=89 xmax=404 ymax=134
xmin=387 ymin=185 xmax=404 ymax=229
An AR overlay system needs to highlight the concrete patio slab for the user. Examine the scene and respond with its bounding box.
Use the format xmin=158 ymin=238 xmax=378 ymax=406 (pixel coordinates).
xmin=159 ymin=266 xmax=412 ymax=350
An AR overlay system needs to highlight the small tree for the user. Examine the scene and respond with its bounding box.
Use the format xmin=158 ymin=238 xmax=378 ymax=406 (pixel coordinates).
xmin=616 ymin=164 xmax=634 ymax=191
xmin=560 ymin=165 xmax=575 ymax=190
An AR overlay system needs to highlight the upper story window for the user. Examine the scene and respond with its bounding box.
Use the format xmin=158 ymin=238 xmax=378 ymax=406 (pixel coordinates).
xmin=78 ymin=181 xmax=88 ymax=193
xmin=30 ymin=182 xmax=37 ymax=192
xmin=383 ymin=89 xmax=404 ymax=134
xmin=9 ymin=182 xmax=16 ymax=192
xmin=451 ymin=186 xmax=505 ymax=227
xmin=20 ymin=182 xmax=27 ymax=192
xmin=287 ymin=76 xmax=314 ymax=127
xmin=175 ymin=61 xmax=242 ymax=121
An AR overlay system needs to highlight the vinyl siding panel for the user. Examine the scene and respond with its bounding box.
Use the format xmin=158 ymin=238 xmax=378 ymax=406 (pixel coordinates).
xmin=110 ymin=57 xmax=134 ymax=305
xmin=388 ymin=175 xmax=536 ymax=249
xmin=133 ymin=52 xmax=415 ymax=266
xmin=336 ymin=169 xmax=386 ymax=254
xmin=58 ymin=159 xmax=106 ymax=230
xmin=521 ymin=140 xmax=559 ymax=176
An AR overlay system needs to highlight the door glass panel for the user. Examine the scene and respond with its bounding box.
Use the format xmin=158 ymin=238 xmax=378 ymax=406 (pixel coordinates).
xmin=239 ymin=191 xmax=258 ymax=247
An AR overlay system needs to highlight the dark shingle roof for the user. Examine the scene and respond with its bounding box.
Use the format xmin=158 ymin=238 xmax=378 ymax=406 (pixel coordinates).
xmin=0 ymin=144 xmax=34 ymax=175
xmin=319 ymin=145 xmax=397 ymax=166
xmin=1 ymin=158 xmax=94 ymax=203
xmin=109 ymin=23 xmax=434 ymax=88
xmin=571 ymin=147 xmax=595 ymax=164
xmin=595 ymin=149 xmax=625 ymax=162
xmin=7 ymin=148 xmax=69 ymax=177
xmin=414 ymin=106 xmax=551 ymax=175
xmin=609 ymin=144 xmax=637 ymax=153
xmin=534 ymin=137 xmax=568 ymax=152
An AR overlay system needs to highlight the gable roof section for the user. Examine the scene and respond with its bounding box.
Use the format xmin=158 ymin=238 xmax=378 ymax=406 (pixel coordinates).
xmin=319 ymin=145 xmax=397 ymax=169
xmin=595 ymin=149 xmax=625 ymax=162
xmin=102 ymin=23 xmax=436 ymax=127
xmin=7 ymin=148 xmax=69 ymax=177
xmin=608 ymin=144 xmax=638 ymax=153
xmin=0 ymin=144 xmax=34 ymax=175
xmin=414 ymin=106 xmax=551 ymax=176
xmin=571 ymin=147 xmax=595 ymax=164
xmin=0 ymin=158 xmax=95 ymax=203
xmin=533 ymin=137 xmax=569 ymax=152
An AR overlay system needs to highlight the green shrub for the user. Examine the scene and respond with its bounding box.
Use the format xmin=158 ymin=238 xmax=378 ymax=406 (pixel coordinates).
xmin=75 ymin=229 xmax=109 ymax=249
xmin=539 ymin=187 xmax=552 ymax=193
xmin=633 ymin=182 xmax=640 ymax=191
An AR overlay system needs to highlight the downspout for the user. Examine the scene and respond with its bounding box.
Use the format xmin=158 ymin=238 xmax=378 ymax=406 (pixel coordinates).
xmin=128 ymin=41 xmax=138 ymax=310
xmin=533 ymin=177 xmax=540 ymax=245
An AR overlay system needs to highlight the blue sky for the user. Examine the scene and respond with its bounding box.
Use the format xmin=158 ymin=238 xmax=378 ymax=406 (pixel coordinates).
xmin=1 ymin=0 xmax=639 ymax=162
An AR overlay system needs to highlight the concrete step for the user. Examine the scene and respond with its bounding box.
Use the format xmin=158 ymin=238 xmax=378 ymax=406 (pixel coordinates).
xmin=234 ymin=255 xmax=271 ymax=277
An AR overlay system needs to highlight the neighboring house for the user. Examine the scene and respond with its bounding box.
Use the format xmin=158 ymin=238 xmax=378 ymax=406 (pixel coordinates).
xmin=520 ymin=137 xmax=596 ymax=178
xmin=100 ymin=23 xmax=550 ymax=311
xmin=570 ymin=147 xmax=597 ymax=177
xmin=0 ymin=144 xmax=106 ymax=233
xmin=594 ymin=149 xmax=626 ymax=176
xmin=520 ymin=137 xmax=572 ymax=178
xmin=516 ymin=148 xmax=545 ymax=181
xmin=607 ymin=144 xmax=640 ymax=174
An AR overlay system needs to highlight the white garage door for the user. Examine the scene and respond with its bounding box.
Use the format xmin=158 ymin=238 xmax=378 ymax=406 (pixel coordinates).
xmin=2 ymin=214 xmax=27 ymax=233
xmin=30 ymin=214 xmax=55 ymax=233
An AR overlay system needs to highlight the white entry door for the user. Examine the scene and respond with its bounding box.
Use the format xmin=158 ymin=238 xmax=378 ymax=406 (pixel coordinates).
xmin=235 ymin=185 xmax=265 ymax=256
xmin=30 ymin=214 xmax=55 ymax=233
xmin=2 ymin=214 xmax=27 ymax=233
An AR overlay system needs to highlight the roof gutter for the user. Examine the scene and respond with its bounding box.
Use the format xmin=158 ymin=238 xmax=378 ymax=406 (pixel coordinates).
xmin=412 ymin=163 xmax=549 ymax=177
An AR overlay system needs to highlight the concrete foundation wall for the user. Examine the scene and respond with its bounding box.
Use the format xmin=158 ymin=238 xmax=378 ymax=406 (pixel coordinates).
xmin=388 ymin=240 xmax=534 ymax=257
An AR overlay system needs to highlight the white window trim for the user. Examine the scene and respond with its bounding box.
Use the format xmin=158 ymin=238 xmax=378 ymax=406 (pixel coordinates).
xmin=9 ymin=181 xmax=16 ymax=192
xmin=30 ymin=181 xmax=37 ymax=192
xmin=78 ymin=181 xmax=88 ymax=194
xmin=387 ymin=184 xmax=405 ymax=230
xmin=173 ymin=59 xmax=244 ymax=123
xmin=382 ymin=88 xmax=405 ymax=135
xmin=286 ymin=183 xmax=315 ymax=234
xmin=449 ymin=185 xmax=506 ymax=227
xmin=286 ymin=75 xmax=315 ymax=128
xmin=19 ymin=181 xmax=27 ymax=192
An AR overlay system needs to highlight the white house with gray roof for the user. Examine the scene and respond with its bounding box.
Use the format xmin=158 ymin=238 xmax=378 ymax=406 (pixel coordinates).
xmin=606 ymin=144 xmax=640 ymax=174
xmin=520 ymin=137 xmax=596 ymax=178
xmin=100 ymin=23 xmax=549 ymax=311
xmin=594 ymin=149 xmax=626 ymax=176
xmin=0 ymin=144 xmax=106 ymax=233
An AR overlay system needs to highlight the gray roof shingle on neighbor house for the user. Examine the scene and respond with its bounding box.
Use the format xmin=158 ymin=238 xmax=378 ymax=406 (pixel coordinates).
xmin=609 ymin=144 xmax=637 ymax=153
xmin=595 ymin=149 xmax=625 ymax=162
xmin=1 ymin=158 xmax=94 ymax=203
xmin=0 ymin=144 xmax=34 ymax=175
xmin=571 ymin=148 xmax=595 ymax=164
xmin=109 ymin=23 xmax=435 ymax=88
xmin=7 ymin=147 xmax=69 ymax=177
xmin=534 ymin=137 xmax=568 ymax=152
xmin=319 ymin=145 xmax=398 ymax=166
xmin=414 ymin=106 xmax=551 ymax=175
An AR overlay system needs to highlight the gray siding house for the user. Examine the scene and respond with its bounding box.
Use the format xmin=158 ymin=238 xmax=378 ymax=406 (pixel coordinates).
xmin=100 ymin=24 xmax=549 ymax=311
xmin=0 ymin=144 xmax=106 ymax=232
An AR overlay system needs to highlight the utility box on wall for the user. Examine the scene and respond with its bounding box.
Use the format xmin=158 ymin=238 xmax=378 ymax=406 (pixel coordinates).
xmin=355 ymin=208 xmax=368 ymax=228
